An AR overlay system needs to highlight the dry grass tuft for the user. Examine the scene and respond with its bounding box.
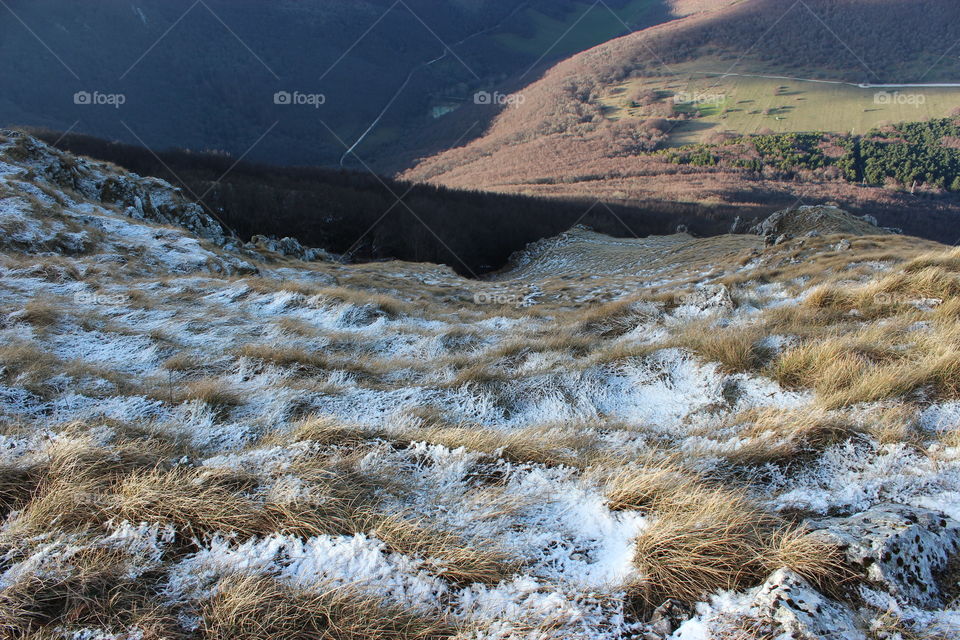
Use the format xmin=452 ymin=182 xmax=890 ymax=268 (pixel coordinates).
xmin=0 ymin=341 xmax=63 ymax=389
xmin=282 ymin=414 xmax=380 ymax=447
xmin=18 ymin=299 xmax=61 ymax=330
xmin=673 ymin=323 xmax=770 ymax=373
xmin=372 ymin=514 xmax=519 ymax=586
xmin=604 ymin=458 xmax=702 ymax=512
xmin=237 ymin=344 xmax=328 ymax=370
xmin=0 ymin=464 xmax=42 ymax=516
xmin=0 ymin=547 xmax=183 ymax=638
xmin=714 ymin=407 xmax=862 ymax=466
xmin=409 ymin=425 xmax=594 ymax=468
xmin=630 ymin=487 xmax=778 ymax=608
xmin=612 ymin=460 xmax=849 ymax=608
xmin=201 ymin=574 xmax=454 ymax=640
xmin=161 ymin=352 xmax=201 ymax=373
xmin=112 ymin=468 xmax=263 ymax=539
xmin=574 ymin=297 xmax=654 ymax=338
xmin=765 ymin=528 xmax=854 ymax=594
xmin=178 ymin=378 xmax=244 ymax=410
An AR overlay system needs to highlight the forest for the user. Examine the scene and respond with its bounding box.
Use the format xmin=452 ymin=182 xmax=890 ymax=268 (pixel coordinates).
xmin=665 ymin=118 xmax=960 ymax=194
xmin=28 ymin=129 xmax=740 ymax=275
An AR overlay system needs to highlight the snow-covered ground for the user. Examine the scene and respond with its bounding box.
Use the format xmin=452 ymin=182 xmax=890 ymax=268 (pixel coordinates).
xmin=1 ymin=131 xmax=959 ymax=639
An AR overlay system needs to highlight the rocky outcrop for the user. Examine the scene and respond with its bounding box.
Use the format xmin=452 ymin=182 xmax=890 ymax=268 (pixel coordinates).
xmin=751 ymin=205 xmax=891 ymax=239
xmin=752 ymin=568 xmax=865 ymax=640
xmin=807 ymin=504 xmax=960 ymax=608
xmin=245 ymin=235 xmax=338 ymax=262
xmin=1 ymin=130 xmax=229 ymax=245
xmin=0 ymin=131 xmax=338 ymax=266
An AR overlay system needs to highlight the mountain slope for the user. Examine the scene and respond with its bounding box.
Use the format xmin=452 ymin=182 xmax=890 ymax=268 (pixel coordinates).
xmin=0 ymin=0 xmax=681 ymax=170
xmin=403 ymin=0 xmax=960 ymax=231
xmin=2 ymin=131 xmax=960 ymax=638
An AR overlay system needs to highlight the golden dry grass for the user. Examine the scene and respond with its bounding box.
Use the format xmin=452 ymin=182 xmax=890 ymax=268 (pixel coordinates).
xmin=18 ymin=299 xmax=61 ymax=330
xmin=371 ymin=514 xmax=519 ymax=586
xmin=201 ymin=574 xmax=454 ymax=640
xmin=673 ymin=323 xmax=770 ymax=374
xmin=608 ymin=460 xmax=848 ymax=608
xmin=704 ymin=407 xmax=863 ymax=466
xmin=0 ymin=547 xmax=185 ymax=639
xmin=629 ymin=487 xmax=778 ymax=607
xmin=238 ymin=343 xmax=328 ymax=369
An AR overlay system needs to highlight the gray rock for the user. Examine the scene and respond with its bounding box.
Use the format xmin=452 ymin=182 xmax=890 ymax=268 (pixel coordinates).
xmin=750 ymin=205 xmax=888 ymax=238
xmin=774 ymin=233 xmax=790 ymax=246
xmin=752 ymin=568 xmax=865 ymax=640
xmin=835 ymin=239 xmax=852 ymax=251
xmin=676 ymin=284 xmax=734 ymax=315
xmin=807 ymin=504 xmax=960 ymax=607
xmin=249 ymin=234 xmax=335 ymax=262
xmin=642 ymin=599 xmax=692 ymax=639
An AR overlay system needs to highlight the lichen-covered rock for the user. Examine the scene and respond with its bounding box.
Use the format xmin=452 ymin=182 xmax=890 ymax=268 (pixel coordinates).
xmin=751 ymin=205 xmax=888 ymax=238
xmin=0 ymin=130 xmax=229 ymax=245
xmin=807 ymin=504 xmax=960 ymax=607
xmin=674 ymin=284 xmax=734 ymax=317
xmin=752 ymin=568 xmax=865 ymax=640
xmin=248 ymin=234 xmax=336 ymax=262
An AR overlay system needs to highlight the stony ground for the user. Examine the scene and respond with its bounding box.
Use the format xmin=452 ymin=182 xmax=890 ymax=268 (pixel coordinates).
xmin=1 ymin=130 xmax=959 ymax=639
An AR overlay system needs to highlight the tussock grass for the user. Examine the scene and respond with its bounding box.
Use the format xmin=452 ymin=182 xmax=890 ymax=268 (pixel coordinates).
xmin=201 ymin=574 xmax=454 ymax=640
xmin=372 ymin=514 xmax=519 ymax=586
xmin=604 ymin=458 xmax=702 ymax=512
xmin=630 ymin=486 xmax=779 ymax=607
xmin=443 ymin=363 xmax=509 ymax=388
xmin=273 ymin=316 xmax=320 ymax=337
xmin=176 ymin=378 xmax=245 ymax=411
xmin=673 ymin=323 xmax=770 ymax=373
xmin=902 ymin=247 xmax=960 ymax=274
xmin=0 ymin=465 xmax=42 ymax=517
xmin=608 ymin=460 xmax=848 ymax=608
xmin=238 ymin=343 xmax=328 ymax=369
xmin=161 ymin=352 xmax=201 ymax=373
xmin=113 ymin=468 xmax=262 ymax=538
xmin=281 ymin=414 xmax=381 ymax=447
xmin=0 ymin=547 xmax=183 ymax=639
xmin=574 ymin=297 xmax=654 ymax=338
xmin=19 ymin=299 xmax=61 ymax=329
xmin=766 ymin=528 xmax=853 ymax=594
xmin=711 ymin=407 xmax=862 ymax=466
xmin=0 ymin=341 xmax=63 ymax=387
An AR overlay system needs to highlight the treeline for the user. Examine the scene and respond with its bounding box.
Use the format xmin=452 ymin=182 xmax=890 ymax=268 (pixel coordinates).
xmin=29 ymin=129 xmax=740 ymax=275
xmin=665 ymin=119 xmax=960 ymax=193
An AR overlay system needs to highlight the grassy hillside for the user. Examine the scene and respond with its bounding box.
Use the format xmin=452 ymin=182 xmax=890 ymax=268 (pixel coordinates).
xmin=600 ymin=68 xmax=960 ymax=145
xmin=404 ymin=0 xmax=960 ymax=231
xmin=4 ymin=132 xmax=960 ymax=639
